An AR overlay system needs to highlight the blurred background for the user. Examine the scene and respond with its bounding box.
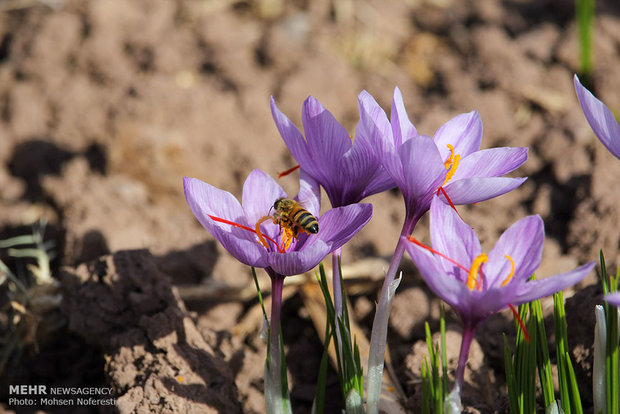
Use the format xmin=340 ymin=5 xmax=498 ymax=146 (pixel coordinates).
xmin=0 ymin=0 xmax=619 ymax=412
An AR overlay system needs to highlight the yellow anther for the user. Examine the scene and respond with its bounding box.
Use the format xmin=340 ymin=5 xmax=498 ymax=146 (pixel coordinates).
xmin=281 ymin=227 xmax=295 ymax=252
xmin=500 ymin=255 xmax=515 ymax=287
xmin=467 ymin=253 xmax=488 ymax=291
xmin=444 ymin=144 xmax=455 ymax=169
xmin=442 ymin=144 xmax=460 ymax=186
xmin=255 ymin=216 xmax=272 ymax=249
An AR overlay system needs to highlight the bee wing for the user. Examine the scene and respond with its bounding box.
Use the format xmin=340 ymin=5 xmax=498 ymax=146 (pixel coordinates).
xmin=294 ymin=170 xmax=320 ymax=217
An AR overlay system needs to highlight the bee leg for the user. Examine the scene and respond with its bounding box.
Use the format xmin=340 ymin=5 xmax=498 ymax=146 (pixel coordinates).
xmin=255 ymin=216 xmax=272 ymax=249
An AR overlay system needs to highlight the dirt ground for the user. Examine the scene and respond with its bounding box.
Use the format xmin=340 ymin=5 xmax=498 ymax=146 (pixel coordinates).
xmin=1 ymin=0 xmax=620 ymax=412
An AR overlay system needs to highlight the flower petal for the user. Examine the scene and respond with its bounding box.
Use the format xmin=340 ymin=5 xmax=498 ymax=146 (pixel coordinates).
xmin=302 ymin=96 xmax=352 ymax=170
xmin=452 ymin=147 xmax=528 ymax=180
xmin=390 ymin=87 xmax=417 ymax=146
xmin=183 ymin=176 xmax=268 ymax=267
xmin=357 ymin=90 xmax=395 ymax=156
xmin=270 ymin=97 xmax=318 ymax=177
xmin=485 ymin=215 xmax=544 ymax=287
xmin=467 ymin=286 xmax=516 ymax=322
xmin=404 ymin=238 xmax=472 ymax=310
xmin=605 ymin=292 xmax=620 ymax=307
xmin=433 ymin=111 xmax=483 ymax=160
xmin=242 ymin=169 xmax=287 ymax=225
xmin=334 ymin=133 xmax=395 ymax=205
xmin=267 ymin=240 xmax=331 ymax=276
xmin=314 ymin=203 xmax=373 ymax=251
xmin=441 ymin=176 xmax=527 ymax=205
xmin=574 ymin=74 xmax=620 ymax=160
xmin=398 ymin=136 xmax=446 ymax=211
xmin=295 ymin=170 xmax=321 ymax=217
xmin=429 ymin=197 xmax=481 ymax=282
xmin=362 ymin=167 xmax=397 ymax=199
xmin=511 ymin=262 xmax=595 ymax=304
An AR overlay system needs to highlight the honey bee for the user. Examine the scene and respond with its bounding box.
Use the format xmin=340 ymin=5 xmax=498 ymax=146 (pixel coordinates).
xmin=255 ymin=198 xmax=319 ymax=251
xmin=272 ymin=198 xmax=319 ymax=237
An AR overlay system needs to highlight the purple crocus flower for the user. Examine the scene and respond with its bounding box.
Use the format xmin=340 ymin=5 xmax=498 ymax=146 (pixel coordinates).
xmin=358 ymin=87 xmax=528 ymax=223
xmin=271 ymin=95 xmax=395 ymax=341
xmin=184 ymin=169 xmax=372 ymax=413
xmin=183 ymin=169 xmax=372 ymax=276
xmin=359 ymin=87 xmax=528 ymax=413
xmin=405 ymin=197 xmax=595 ymax=390
xmin=270 ymin=96 xmax=395 ymax=208
xmin=574 ymin=74 xmax=620 ymax=161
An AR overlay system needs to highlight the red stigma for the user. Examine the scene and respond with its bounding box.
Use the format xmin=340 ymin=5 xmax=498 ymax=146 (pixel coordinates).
xmin=436 ymin=186 xmax=465 ymax=222
xmin=508 ymin=303 xmax=530 ymax=343
xmin=278 ymin=164 xmax=300 ymax=178
xmin=208 ymin=215 xmax=284 ymax=253
xmin=407 ymin=236 xmax=470 ymax=273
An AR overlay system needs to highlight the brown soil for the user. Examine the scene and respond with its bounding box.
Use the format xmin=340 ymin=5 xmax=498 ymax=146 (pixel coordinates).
xmin=1 ymin=0 xmax=619 ymax=412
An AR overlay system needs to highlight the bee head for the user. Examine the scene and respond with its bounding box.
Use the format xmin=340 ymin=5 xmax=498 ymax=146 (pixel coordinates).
xmin=273 ymin=198 xmax=284 ymax=211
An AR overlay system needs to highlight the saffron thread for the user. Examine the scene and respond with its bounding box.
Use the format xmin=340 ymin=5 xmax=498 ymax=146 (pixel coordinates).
xmin=278 ymin=165 xmax=300 ymax=178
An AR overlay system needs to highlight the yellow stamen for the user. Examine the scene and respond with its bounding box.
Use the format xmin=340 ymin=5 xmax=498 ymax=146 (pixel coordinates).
xmin=255 ymin=216 xmax=272 ymax=249
xmin=467 ymin=253 xmax=488 ymax=291
xmin=444 ymin=144 xmax=455 ymax=169
xmin=501 ymin=255 xmax=515 ymax=287
xmin=442 ymin=144 xmax=460 ymax=186
xmin=281 ymin=227 xmax=295 ymax=251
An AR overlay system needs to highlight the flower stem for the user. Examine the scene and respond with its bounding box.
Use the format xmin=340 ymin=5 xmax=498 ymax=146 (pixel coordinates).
xmin=265 ymin=273 xmax=291 ymax=414
xmin=366 ymin=214 xmax=419 ymax=414
xmin=332 ymin=247 xmax=343 ymax=321
xmin=455 ymin=323 xmax=476 ymax=390
xmin=332 ymin=247 xmax=344 ymax=356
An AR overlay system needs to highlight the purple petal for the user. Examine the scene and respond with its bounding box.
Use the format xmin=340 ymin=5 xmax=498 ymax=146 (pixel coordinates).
xmin=295 ymin=170 xmax=321 ymax=217
xmin=485 ymin=215 xmax=544 ymax=288
xmin=333 ymin=134 xmax=395 ymax=204
xmin=398 ymin=136 xmax=446 ymax=210
xmin=433 ymin=111 xmax=483 ymax=161
xmin=314 ymin=203 xmax=373 ymax=251
xmin=390 ymin=87 xmax=417 ymax=146
xmin=357 ymin=90 xmax=395 ymax=156
xmin=242 ymin=169 xmax=287 ymax=225
xmin=184 ymin=176 xmax=245 ymax=226
xmin=605 ymin=292 xmax=620 ymax=307
xmin=511 ymin=262 xmax=595 ymax=304
xmin=183 ymin=176 xmax=268 ymax=267
xmin=336 ymin=134 xmax=378 ymax=200
xmin=267 ymin=240 xmax=331 ymax=276
xmin=574 ymin=75 xmax=620 ymax=160
xmin=404 ymin=237 xmax=472 ymax=309
xmin=362 ymin=167 xmax=397 ymax=199
xmin=429 ymin=197 xmax=481 ymax=282
xmin=270 ymin=97 xmax=318 ymax=176
xmin=302 ymin=96 xmax=352 ymax=169
xmin=468 ymin=286 xmax=516 ymax=321
xmin=452 ymin=147 xmax=528 ymax=180
xmin=441 ymin=176 xmax=527 ymax=205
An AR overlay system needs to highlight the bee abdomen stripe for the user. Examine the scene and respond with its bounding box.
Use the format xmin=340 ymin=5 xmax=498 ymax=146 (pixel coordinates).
xmin=290 ymin=208 xmax=305 ymax=220
xmin=297 ymin=212 xmax=316 ymax=226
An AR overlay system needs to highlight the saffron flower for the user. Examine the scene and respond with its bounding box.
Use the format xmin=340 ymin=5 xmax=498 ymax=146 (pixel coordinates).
xmin=183 ymin=169 xmax=372 ymax=276
xmin=358 ymin=87 xmax=528 ymax=221
xmin=270 ymin=96 xmax=395 ymax=208
xmin=405 ymin=197 xmax=595 ymax=392
xmin=574 ymin=74 xmax=620 ymax=161
xmin=271 ymin=94 xmax=395 ymax=355
xmin=359 ymin=87 xmax=528 ymax=413
xmin=184 ymin=169 xmax=372 ymax=413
